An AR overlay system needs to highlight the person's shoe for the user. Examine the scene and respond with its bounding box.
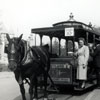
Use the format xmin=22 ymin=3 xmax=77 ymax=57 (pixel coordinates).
xmin=81 ymin=82 xmax=85 ymax=89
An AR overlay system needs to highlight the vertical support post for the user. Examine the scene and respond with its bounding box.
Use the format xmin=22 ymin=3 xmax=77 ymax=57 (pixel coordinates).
xmin=58 ymin=38 xmax=61 ymax=56
xmin=73 ymin=37 xmax=75 ymax=52
xmin=66 ymin=39 xmax=68 ymax=56
xmin=86 ymin=32 xmax=89 ymax=45
xmin=50 ymin=37 xmax=52 ymax=53
xmin=40 ymin=34 xmax=43 ymax=46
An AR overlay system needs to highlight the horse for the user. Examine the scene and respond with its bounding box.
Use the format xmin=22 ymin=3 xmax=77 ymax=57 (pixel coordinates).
xmin=5 ymin=34 xmax=50 ymax=100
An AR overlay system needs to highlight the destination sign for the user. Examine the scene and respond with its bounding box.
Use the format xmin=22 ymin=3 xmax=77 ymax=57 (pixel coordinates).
xmin=65 ymin=27 xmax=74 ymax=36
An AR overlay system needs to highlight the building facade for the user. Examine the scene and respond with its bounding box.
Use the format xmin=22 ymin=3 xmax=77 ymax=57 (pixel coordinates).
xmin=0 ymin=33 xmax=14 ymax=64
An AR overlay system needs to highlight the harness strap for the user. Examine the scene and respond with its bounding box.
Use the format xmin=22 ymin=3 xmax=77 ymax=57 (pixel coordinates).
xmin=39 ymin=47 xmax=48 ymax=62
xmin=31 ymin=47 xmax=40 ymax=60
xmin=21 ymin=42 xmax=35 ymax=65
xmin=21 ymin=41 xmax=28 ymax=64
xmin=38 ymin=47 xmax=49 ymax=68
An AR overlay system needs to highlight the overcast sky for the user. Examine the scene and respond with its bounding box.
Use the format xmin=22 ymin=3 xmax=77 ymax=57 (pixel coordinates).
xmin=0 ymin=0 xmax=100 ymax=39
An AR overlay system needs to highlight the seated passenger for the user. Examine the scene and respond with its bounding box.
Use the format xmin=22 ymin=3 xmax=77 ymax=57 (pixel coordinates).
xmin=68 ymin=42 xmax=79 ymax=56
xmin=74 ymin=41 xmax=79 ymax=51
xmin=88 ymin=43 xmax=94 ymax=62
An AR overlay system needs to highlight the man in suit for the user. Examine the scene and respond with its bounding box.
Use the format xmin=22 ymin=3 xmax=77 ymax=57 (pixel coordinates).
xmin=92 ymin=40 xmax=100 ymax=88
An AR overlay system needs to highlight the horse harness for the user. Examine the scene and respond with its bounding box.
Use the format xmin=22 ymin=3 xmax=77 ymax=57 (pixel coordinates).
xmin=18 ymin=42 xmax=49 ymax=85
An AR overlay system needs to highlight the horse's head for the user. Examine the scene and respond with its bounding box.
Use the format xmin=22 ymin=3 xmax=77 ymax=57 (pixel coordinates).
xmin=6 ymin=34 xmax=23 ymax=71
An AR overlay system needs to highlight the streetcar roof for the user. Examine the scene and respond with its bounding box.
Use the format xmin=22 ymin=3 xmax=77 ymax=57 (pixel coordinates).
xmin=31 ymin=26 xmax=100 ymax=38
xmin=31 ymin=13 xmax=100 ymax=38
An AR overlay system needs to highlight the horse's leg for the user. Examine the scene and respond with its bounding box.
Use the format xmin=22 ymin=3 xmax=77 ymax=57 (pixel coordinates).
xmin=43 ymin=71 xmax=48 ymax=100
xmin=19 ymin=83 xmax=26 ymax=100
xmin=29 ymin=77 xmax=34 ymax=100
xmin=29 ymin=75 xmax=38 ymax=100
xmin=34 ymin=77 xmax=38 ymax=100
xmin=14 ymin=71 xmax=26 ymax=100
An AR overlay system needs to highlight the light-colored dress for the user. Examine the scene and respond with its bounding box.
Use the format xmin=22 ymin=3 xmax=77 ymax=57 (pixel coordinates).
xmin=76 ymin=45 xmax=89 ymax=80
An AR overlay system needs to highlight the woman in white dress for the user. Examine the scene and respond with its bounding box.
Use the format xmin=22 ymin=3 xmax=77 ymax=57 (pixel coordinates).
xmin=75 ymin=38 xmax=89 ymax=88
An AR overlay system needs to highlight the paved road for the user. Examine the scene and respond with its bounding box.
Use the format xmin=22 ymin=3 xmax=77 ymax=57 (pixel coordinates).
xmin=0 ymin=72 xmax=93 ymax=100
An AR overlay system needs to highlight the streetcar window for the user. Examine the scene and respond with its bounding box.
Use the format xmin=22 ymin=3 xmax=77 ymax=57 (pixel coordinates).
xmin=42 ymin=36 xmax=50 ymax=45
xmin=68 ymin=40 xmax=74 ymax=56
xmin=60 ymin=39 xmax=66 ymax=57
xmin=35 ymin=34 xmax=40 ymax=46
xmin=52 ymin=38 xmax=59 ymax=56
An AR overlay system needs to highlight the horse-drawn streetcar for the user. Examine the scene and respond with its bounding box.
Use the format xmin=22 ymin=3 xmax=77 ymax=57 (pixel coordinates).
xmin=31 ymin=14 xmax=100 ymax=90
xmin=5 ymin=14 xmax=100 ymax=100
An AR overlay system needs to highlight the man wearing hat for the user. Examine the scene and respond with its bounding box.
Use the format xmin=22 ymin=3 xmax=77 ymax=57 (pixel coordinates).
xmin=92 ymin=38 xmax=100 ymax=88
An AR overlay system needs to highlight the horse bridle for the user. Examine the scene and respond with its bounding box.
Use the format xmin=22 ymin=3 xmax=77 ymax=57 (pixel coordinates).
xmin=8 ymin=41 xmax=22 ymax=65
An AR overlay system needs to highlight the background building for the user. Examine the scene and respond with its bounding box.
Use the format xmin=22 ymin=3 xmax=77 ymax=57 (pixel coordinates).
xmin=27 ymin=33 xmax=35 ymax=46
xmin=0 ymin=33 xmax=14 ymax=64
xmin=0 ymin=33 xmax=14 ymax=71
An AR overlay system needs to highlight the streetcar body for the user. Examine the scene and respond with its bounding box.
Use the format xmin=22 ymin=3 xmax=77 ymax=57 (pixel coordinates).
xmin=31 ymin=14 xmax=100 ymax=89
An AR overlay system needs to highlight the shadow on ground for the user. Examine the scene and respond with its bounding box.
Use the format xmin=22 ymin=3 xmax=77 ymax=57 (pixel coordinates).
xmin=13 ymin=92 xmax=45 ymax=100
xmin=13 ymin=93 xmax=30 ymax=100
xmin=13 ymin=85 xmax=96 ymax=100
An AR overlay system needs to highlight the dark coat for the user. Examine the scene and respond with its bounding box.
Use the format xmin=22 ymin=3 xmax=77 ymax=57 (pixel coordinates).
xmin=92 ymin=44 xmax=100 ymax=68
